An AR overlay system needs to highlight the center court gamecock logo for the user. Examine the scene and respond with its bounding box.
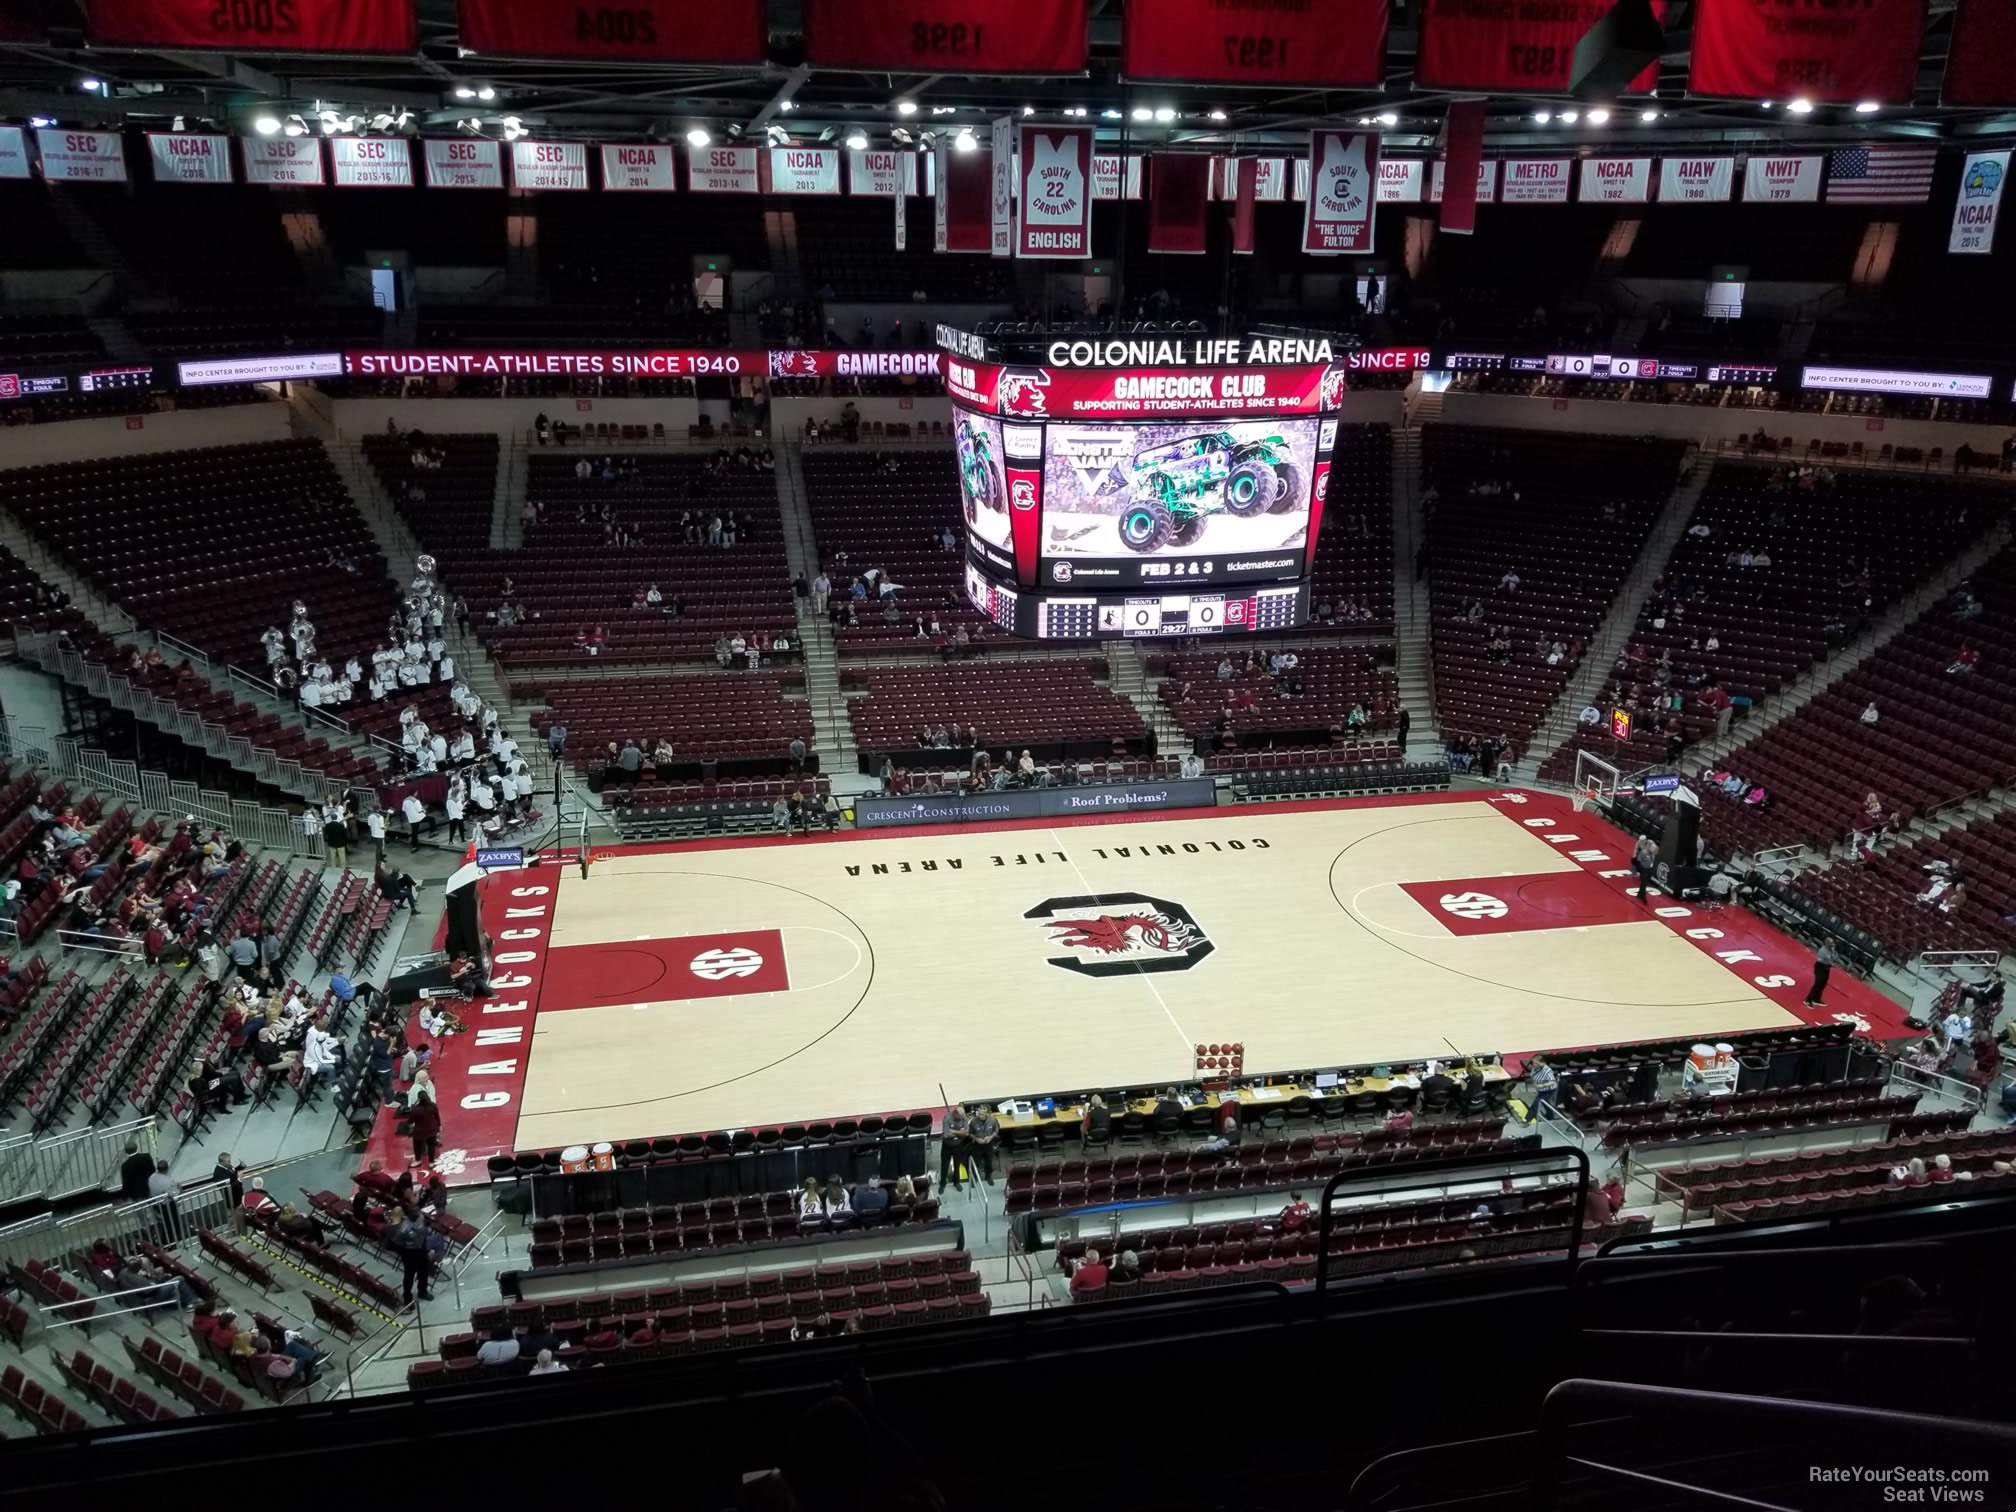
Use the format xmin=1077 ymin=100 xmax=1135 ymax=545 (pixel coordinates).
xmin=1026 ymin=892 xmax=1214 ymax=977
xmin=690 ymin=946 xmax=766 ymax=980
xmin=1439 ymin=891 xmax=1508 ymax=921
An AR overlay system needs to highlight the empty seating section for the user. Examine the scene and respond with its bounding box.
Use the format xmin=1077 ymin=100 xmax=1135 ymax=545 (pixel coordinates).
xmin=0 ymin=183 xmax=90 ymax=269
xmin=361 ymin=431 xmax=500 ymax=564
xmin=0 ymin=316 xmax=107 ymax=369
xmin=800 ymin=450 xmax=981 ymax=651
xmin=1307 ymin=423 xmax=1394 ymax=627
xmin=1427 ymin=206 xmax=1617 ymax=345
xmin=1150 ymin=647 xmax=1399 ymax=757
xmin=847 ymin=662 xmax=1144 ymax=760
xmin=1688 ymin=545 xmax=2016 ymax=859
xmin=1658 ymin=1126 xmax=2016 ymax=1216
xmin=1427 ymin=425 xmax=1684 ymax=756
xmin=466 ymin=452 xmax=794 ymax=666
xmin=1791 ymin=808 xmax=2016 ymax=960
xmin=310 ymin=188 xmax=508 ymax=270
xmin=798 ymin=197 xmax=1011 ymax=302
xmin=1539 ymin=464 xmax=1995 ymax=782
xmin=532 ymin=673 xmax=812 ymax=767
xmin=1598 ymin=1088 xmax=1919 ymax=1152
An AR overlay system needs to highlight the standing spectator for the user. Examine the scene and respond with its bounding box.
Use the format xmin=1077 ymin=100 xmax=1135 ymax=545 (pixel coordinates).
xmin=147 ymin=1158 xmax=177 ymax=1201
xmin=1707 ymin=683 xmax=1733 ymax=739
xmin=364 ymin=807 xmax=387 ymax=861
xmin=939 ymin=1104 xmax=971 ymax=1191
xmin=811 ymin=570 xmax=831 ymax=616
xmin=401 ymin=790 xmax=433 ymax=850
xmin=388 ymin=1210 xmax=435 ymax=1306
xmin=119 ymin=1140 xmax=155 ymax=1201
xmin=226 ymin=931 xmax=258 ymax=979
xmin=408 ymin=1069 xmax=442 ymax=1163
xmin=1524 ymin=1056 xmax=1559 ymax=1125
xmin=321 ymin=811 xmax=349 ymax=867
xmin=965 ymin=1104 xmax=1001 ymax=1185
xmin=1804 ymin=940 xmax=1840 ymax=1007
xmin=208 ymin=1152 xmax=248 ymax=1206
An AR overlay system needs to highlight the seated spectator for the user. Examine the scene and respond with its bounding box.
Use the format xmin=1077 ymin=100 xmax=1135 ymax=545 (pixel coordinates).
xmin=241 ymin=1177 xmax=280 ymax=1220
xmin=1275 ymin=1193 xmax=1313 ymax=1233
xmin=528 ymin=1348 xmax=568 ymax=1375
xmin=1068 ymin=1247 xmax=1109 ymax=1296
xmin=1946 ymin=644 xmax=1980 ymax=675
xmin=852 ymin=1179 xmax=891 ymax=1223
xmin=476 ymin=1326 xmax=520 ymax=1366
xmin=1929 ymin=1154 xmax=1956 ymax=1184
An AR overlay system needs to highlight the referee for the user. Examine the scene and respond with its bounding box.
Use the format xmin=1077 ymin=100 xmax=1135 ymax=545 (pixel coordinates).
xmin=1632 ymin=833 xmax=1660 ymax=902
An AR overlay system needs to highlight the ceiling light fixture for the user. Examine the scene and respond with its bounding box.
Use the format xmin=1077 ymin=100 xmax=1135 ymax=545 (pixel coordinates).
xmin=1131 ymin=105 xmax=1152 ymax=122
xmin=29 ymin=114 xmax=56 ymax=129
xmin=1209 ymin=109 xmax=1227 ymax=121
xmin=1854 ymin=100 xmax=1880 ymax=113
xmin=1586 ymin=108 xmax=1610 ymax=124
xmin=1533 ymin=110 xmax=1552 ymax=123
xmin=687 ymin=127 xmax=711 ymax=146
xmin=477 ymin=86 xmax=496 ymax=101
xmin=1154 ymin=107 xmax=1175 ymax=122
xmin=1022 ymin=104 xmax=1034 ymax=116
xmin=454 ymin=86 xmax=474 ymax=100
xmin=845 ymin=129 xmax=868 ymax=149
xmin=284 ymin=121 xmax=305 ymax=137
xmin=779 ymin=99 xmax=795 ymax=111
xmin=954 ymin=128 xmax=978 ymax=152
xmin=1640 ymin=108 xmax=1660 ymax=123
xmin=1788 ymin=97 xmax=1814 ymax=114
xmin=1377 ymin=112 xmax=1398 ymax=127
xmin=1102 ymin=108 xmax=1122 ymax=119
xmin=80 ymin=78 xmax=104 ymax=93
xmin=896 ymin=100 xmax=918 ymax=116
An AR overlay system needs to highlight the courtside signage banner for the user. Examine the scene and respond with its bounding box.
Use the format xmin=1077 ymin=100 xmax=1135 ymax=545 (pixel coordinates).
xmin=1950 ymin=150 xmax=2011 ymax=255
xmin=1017 ymin=123 xmax=1093 ymax=257
xmin=1428 ymin=158 xmax=1497 ymax=204
xmin=330 ymin=136 xmax=411 ymax=187
xmin=1498 ymin=158 xmax=1571 ymax=204
xmin=689 ymin=144 xmax=758 ymax=193
xmin=1416 ymin=0 xmax=1662 ymax=92
xmin=456 ymin=0 xmax=765 ymax=62
xmin=1658 ymin=156 xmax=1735 ymax=203
xmin=769 ymin=146 xmax=841 ymax=195
xmin=1580 ymin=157 xmax=1652 ymax=203
xmin=424 ymin=138 xmax=503 ymax=189
xmin=1092 ymin=153 xmax=1143 ymax=200
xmin=802 ymin=0 xmax=1089 ymax=75
xmin=1303 ymin=130 xmax=1379 ymax=254
xmin=510 ymin=140 xmax=588 ymax=191
xmin=147 ymin=131 xmax=232 ymax=183
xmin=1378 ymin=158 xmax=1424 ymax=202
xmin=1800 ymin=365 xmax=1995 ymax=398
xmin=1689 ymin=0 xmax=1925 ymax=103
xmin=1742 ymin=154 xmax=1823 ymax=203
xmin=0 ymin=126 xmax=28 ymax=180
xmin=600 ymin=142 xmax=674 ymax=191
xmin=1120 ymin=0 xmax=1385 ymax=86
xmin=87 ymin=0 xmax=417 ymax=52
xmin=35 ymin=129 xmax=126 ymax=182
xmin=243 ymin=135 xmax=323 ymax=185
xmin=854 ymin=779 xmax=1217 ymax=828
xmin=847 ymin=148 xmax=922 ymax=196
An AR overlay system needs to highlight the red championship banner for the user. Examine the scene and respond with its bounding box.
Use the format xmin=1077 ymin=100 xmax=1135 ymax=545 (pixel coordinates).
xmin=1148 ymin=154 xmax=1211 ymax=254
xmin=803 ymin=0 xmax=1088 ymax=75
xmin=35 ymin=128 xmax=126 ymax=183
xmin=1120 ymin=0 xmax=1384 ymax=86
xmin=1232 ymin=158 xmax=1258 ymax=255
xmin=89 ymin=0 xmax=416 ymax=52
xmin=1303 ymin=130 xmax=1378 ymax=253
xmin=1688 ymin=0 xmax=1925 ymax=103
xmin=1017 ymin=123 xmax=1092 ymax=258
xmin=147 ymin=131 xmax=232 ymax=184
xmin=457 ymin=0 xmax=763 ymax=62
xmin=243 ymin=135 xmax=323 ymax=185
xmin=600 ymin=142 xmax=674 ymax=191
xmin=1211 ymin=157 xmax=1286 ymax=200
xmin=329 ymin=136 xmax=411 ymax=187
xmin=935 ymin=141 xmax=994 ymax=252
xmin=1417 ymin=0 xmax=1662 ymax=92
xmin=510 ymin=139 xmax=589 ymax=191
xmin=1945 ymin=0 xmax=2016 ymax=105
xmin=1436 ymin=99 xmax=1487 ymax=234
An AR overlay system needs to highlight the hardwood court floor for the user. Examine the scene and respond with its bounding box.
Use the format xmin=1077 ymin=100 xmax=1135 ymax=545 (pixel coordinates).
xmin=499 ymin=790 xmax=1850 ymax=1154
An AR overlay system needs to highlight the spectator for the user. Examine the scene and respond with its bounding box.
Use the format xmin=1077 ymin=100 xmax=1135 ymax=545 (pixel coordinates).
xmin=966 ymin=1104 xmax=1001 ymax=1184
xmin=409 ymin=1069 xmax=442 ymax=1162
xmin=1524 ymin=1056 xmax=1558 ymax=1124
xmin=146 ymin=1158 xmax=176 ymax=1201
xmin=119 ymin=1140 xmax=155 ymax=1201
xmin=940 ymin=1105 xmax=971 ymax=1190
xmin=528 ymin=1349 xmax=567 ymax=1375
xmin=852 ymin=1179 xmax=890 ymax=1222
xmin=1068 ymin=1247 xmax=1109 ymax=1296
xmin=1276 ymin=1193 xmax=1313 ymax=1233
xmin=476 ymin=1326 xmax=520 ymax=1365
xmin=388 ymin=1209 xmax=436 ymax=1305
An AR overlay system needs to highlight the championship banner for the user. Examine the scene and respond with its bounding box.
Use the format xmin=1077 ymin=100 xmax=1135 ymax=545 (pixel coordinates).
xmin=1437 ymin=99 xmax=1487 ymax=234
xmin=329 ymin=136 xmax=412 ymax=187
xmin=1944 ymin=0 xmax=2016 ymax=105
xmin=243 ymin=135 xmax=323 ymax=186
xmin=456 ymin=0 xmax=764 ymax=62
xmin=1416 ymin=0 xmax=1662 ymax=92
xmin=510 ymin=140 xmax=587 ymax=191
xmin=1658 ymin=156 xmax=1735 ymax=204
xmin=1092 ymin=153 xmax=1143 ymax=200
xmin=1120 ymin=0 xmax=1385 ymax=86
xmin=0 ymin=126 xmax=29 ymax=181
xmin=1498 ymin=158 xmax=1571 ymax=204
xmin=1147 ymin=153 xmax=1211 ymax=254
xmin=147 ymin=131 xmax=232 ymax=184
xmin=768 ymin=146 xmax=841 ymax=194
xmin=894 ymin=178 xmax=908 ymax=249
xmin=1428 ymin=158 xmax=1498 ymax=204
xmin=1579 ymin=157 xmax=1651 ymax=203
xmin=1741 ymin=154 xmax=1823 ymax=203
xmin=88 ymin=0 xmax=416 ymax=52
xmin=1378 ymin=158 xmax=1424 ymax=202
xmin=600 ymin=142 xmax=675 ymax=192
xmin=422 ymin=138 xmax=502 ymax=189
xmin=1232 ymin=158 xmax=1258 ymax=255
xmin=689 ymin=144 xmax=758 ymax=193
xmin=802 ymin=0 xmax=1089 ymax=75
xmin=34 ymin=128 xmax=126 ymax=183
xmin=1017 ymin=123 xmax=1092 ymax=258
xmin=1303 ymin=130 xmax=1378 ymax=253
xmin=847 ymin=148 xmax=921 ymax=196
xmin=935 ymin=140 xmax=993 ymax=252
xmin=1949 ymin=150 xmax=2010 ymax=255
xmin=1212 ymin=157 xmax=1285 ymax=200
xmin=1689 ymin=0 xmax=1925 ymax=103
xmin=990 ymin=118 xmax=1015 ymax=257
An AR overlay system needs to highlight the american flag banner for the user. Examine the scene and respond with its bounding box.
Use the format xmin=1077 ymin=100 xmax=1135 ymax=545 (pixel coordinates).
xmin=1826 ymin=145 xmax=1938 ymax=203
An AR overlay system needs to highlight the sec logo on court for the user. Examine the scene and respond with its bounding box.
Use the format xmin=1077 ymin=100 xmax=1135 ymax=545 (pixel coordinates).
xmin=1025 ymin=892 xmax=1214 ymax=977
xmin=1438 ymin=891 xmax=1509 ymax=921
xmin=690 ymin=946 xmax=766 ymax=980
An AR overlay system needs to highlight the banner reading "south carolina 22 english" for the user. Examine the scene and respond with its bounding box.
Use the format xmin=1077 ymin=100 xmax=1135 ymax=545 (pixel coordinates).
xmin=1017 ymin=122 xmax=1092 ymax=258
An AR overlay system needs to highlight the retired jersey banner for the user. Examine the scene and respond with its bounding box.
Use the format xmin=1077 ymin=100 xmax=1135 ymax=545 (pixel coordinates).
xmin=1689 ymin=0 xmax=1925 ymax=103
xmin=89 ymin=0 xmax=416 ymax=52
xmin=0 ymin=126 xmax=29 ymax=181
xmin=1659 ymin=156 xmax=1735 ymax=203
xmin=1378 ymin=158 xmax=1424 ymax=202
xmin=423 ymin=138 xmax=502 ymax=189
xmin=600 ymin=142 xmax=674 ymax=191
xmin=1232 ymin=158 xmax=1259 ymax=254
xmin=243 ymin=135 xmax=322 ymax=185
xmin=1498 ymin=158 xmax=1571 ymax=204
xmin=848 ymin=148 xmax=921 ymax=196
xmin=1092 ymin=153 xmax=1143 ymax=200
xmin=1303 ymin=131 xmax=1379 ymax=253
xmin=456 ymin=0 xmax=764 ymax=62
xmin=803 ymin=0 xmax=1089 ymax=75
xmin=1742 ymin=153 xmax=1823 ymax=203
xmin=1950 ymin=150 xmax=2010 ymax=255
xmin=1944 ymin=0 xmax=2016 ymax=105
xmin=1579 ymin=157 xmax=1651 ymax=202
xmin=510 ymin=140 xmax=588 ymax=191
xmin=935 ymin=140 xmax=993 ymax=252
xmin=689 ymin=144 xmax=758 ymax=193
xmin=1120 ymin=0 xmax=1385 ymax=87
xmin=1416 ymin=0 xmax=1662 ymax=92
xmin=1148 ymin=153 xmax=1211 ymax=253
xmin=147 ymin=132 xmax=232 ymax=184
xmin=35 ymin=128 xmax=126 ymax=183
xmin=769 ymin=146 xmax=841 ymax=194
xmin=1017 ymin=123 xmax=1092 ymax=258
xmin=330 ymin=136 xmax=411 ymax=187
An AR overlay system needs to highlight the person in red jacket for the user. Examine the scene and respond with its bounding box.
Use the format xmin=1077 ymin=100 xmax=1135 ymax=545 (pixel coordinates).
xmin=1067 ymin=1248 xmax=1109 ymax=1297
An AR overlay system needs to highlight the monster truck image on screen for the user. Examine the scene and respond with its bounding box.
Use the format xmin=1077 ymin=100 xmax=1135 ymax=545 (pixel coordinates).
xmin=1041 ymin=417 xmax=1321 ymax=561
xmin=957 ymin=412 xmax=1016 ymax=551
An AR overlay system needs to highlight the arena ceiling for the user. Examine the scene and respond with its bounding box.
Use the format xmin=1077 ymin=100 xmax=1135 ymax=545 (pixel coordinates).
xmin=2 ymin=0 xmax=2012 ymax=156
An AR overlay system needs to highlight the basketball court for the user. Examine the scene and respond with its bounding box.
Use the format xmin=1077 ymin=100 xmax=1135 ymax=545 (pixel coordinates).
xmin=394 ymin=789 xmax=1910 ymax=1182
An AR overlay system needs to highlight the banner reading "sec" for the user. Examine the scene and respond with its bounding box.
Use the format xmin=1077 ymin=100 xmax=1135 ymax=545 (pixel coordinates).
xmin=1689 ymin=0 xmax=1926 ymax=104
xmin=1017 ymin=123 xmax=1092 ymax=258
xmin=1416 ymin=0 xmax=1662 ymax=92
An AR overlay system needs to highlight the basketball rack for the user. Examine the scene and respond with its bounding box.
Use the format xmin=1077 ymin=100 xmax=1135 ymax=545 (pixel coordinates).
xmin=1571 ymin=750 xmax=1622 ymax=814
